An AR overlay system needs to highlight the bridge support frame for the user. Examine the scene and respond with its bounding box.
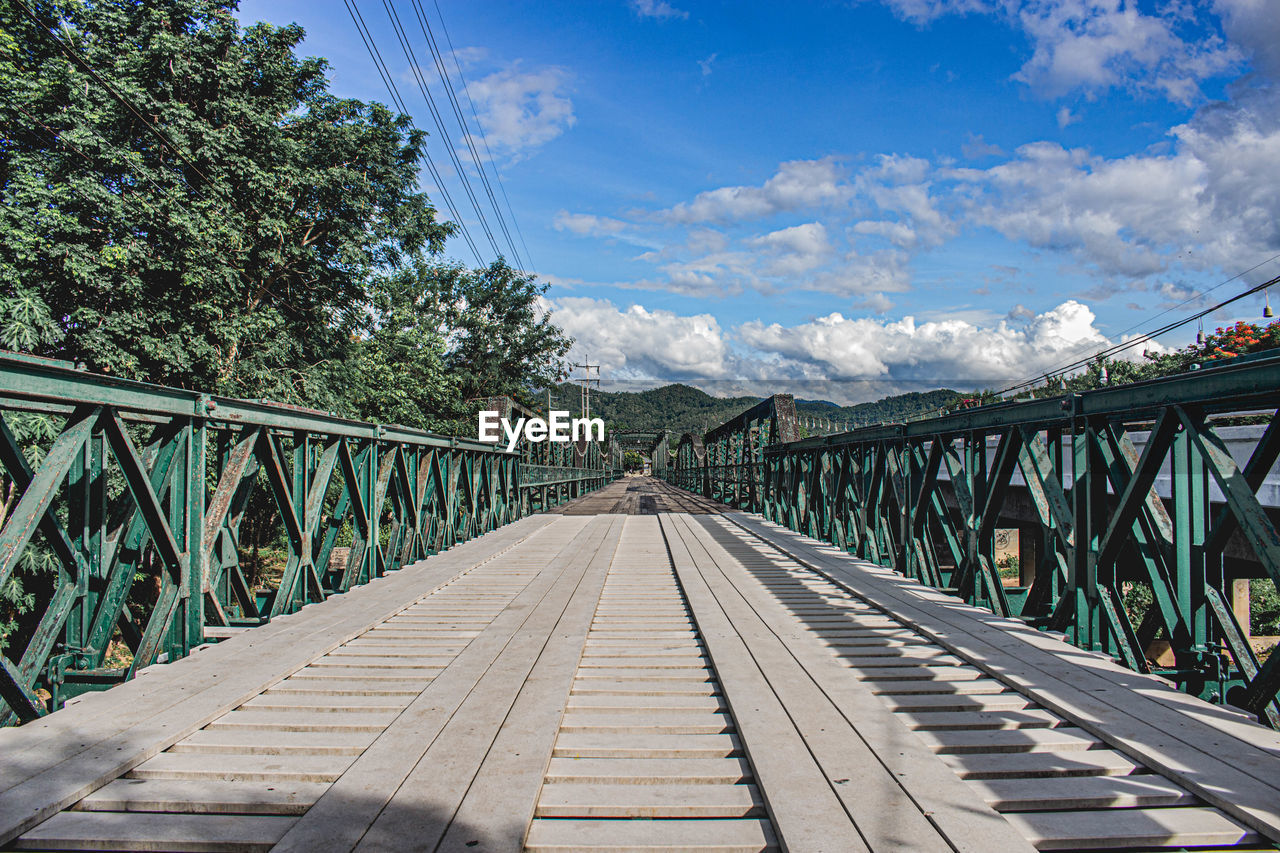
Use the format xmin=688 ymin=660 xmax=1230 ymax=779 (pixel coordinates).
xmin=0 ymin=354 xmax=611 ymax=724
xmin=671 ymin=357 xmax=1280 ymax=727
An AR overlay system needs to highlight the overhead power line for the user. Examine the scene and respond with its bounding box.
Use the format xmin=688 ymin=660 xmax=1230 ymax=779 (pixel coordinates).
xmin=432 ymin=0 xmax=535 ymax=271
xmin=376 ymin=0 xmax=504 ymax=261
xmin=343 ymin=0 xmax=484 ymax=266
xmin=14 ymin=0 xmax=216 ymax=194
xmin=408 ymin=0 xmax=523 ymax=270
xmin=1003 ymin=252 xmax=1280 ymax=394
xmin=996 ymin=270 xmax=1280 ymax=399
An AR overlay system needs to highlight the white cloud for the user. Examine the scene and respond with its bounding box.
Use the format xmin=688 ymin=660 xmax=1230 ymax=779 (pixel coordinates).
xmin=1012 ymin=0 xmax=1239 ymax=102
xmin=953 ymin=83 xmax=1280 ymax=277
xmin=962 ymin=133 xmax=1005 ymax=159
xmin=630 ymin=0 xmax=688 ymax=20
xmin=447 ymin=46 xmax=490 ymax=69
xmin=547 ymin=65 xmax=1280 ymax=303
xmin=804 ymin=251 xmax=913 ymax=295
xmin=656 ymin=251 xmax=756 ymax=297
xmin=548 ymin=297 xmax=730 ymax=379
xmin=871 ymin=0 xmax=1241 ymax=102
xmin=698 ymin=53 xmax=718 ymax=76
xmin=468 ymin=66 xmax=575 ymax=157
xmin=1057 ymin=106 xmax=1080 ymax=127
xmin=852 ymin=220 xmax=919 ymax=249
xmin=738 ymin=299 xmax=1109 ymax=384
xmin=1215 ymin=0 xmax=1280 ymax=77
xmin=749 ymin=222 xmax=831 ymax=254
xmin=542 ymin=295 xmax=1124 ymax=400
xmin=662 ymin=157 xmax=852 ymax=223
xmin=749 ymin=223 xmax=834 ymax=277
xmin=855 ymin=154 xmax=954 ymax=248
xmin=852 ymin=292 xmax=896 ymax=314
xmin=554 ymin=210 xmax=629 ymax=237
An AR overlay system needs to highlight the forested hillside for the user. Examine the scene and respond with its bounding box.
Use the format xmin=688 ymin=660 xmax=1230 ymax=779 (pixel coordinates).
xmin=816 ymin=388 xmax=962 ymax=427
xmin=542 ymin=383 xmax=962 ymax=437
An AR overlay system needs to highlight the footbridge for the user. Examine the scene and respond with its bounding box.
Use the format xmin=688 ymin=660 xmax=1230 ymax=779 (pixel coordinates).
xmin=4 ymin=352 xmax=1280 ymax=852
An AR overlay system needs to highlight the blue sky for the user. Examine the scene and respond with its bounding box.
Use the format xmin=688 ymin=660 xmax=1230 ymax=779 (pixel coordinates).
xmin=237 ymin=0 xmax=1280 ymax=402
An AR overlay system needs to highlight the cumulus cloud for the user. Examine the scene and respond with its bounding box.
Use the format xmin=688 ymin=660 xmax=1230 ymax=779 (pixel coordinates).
xmin=630 ymin=0 xmax=688 ymax=20
xmin=1012 ymin=0 xmax=1239 ymax=102
xmin=738 ymin=299 xmax=1109 ymax=384
xmin=548 ymin=297 xmax=730 ymax=379
xmin=662 ymin=157 xmax=852 ymax=224
xmin=1215 ymin=0 xmax=1280 ymax=77
xmin=549 ymin=295 xmax=1117 ymax=394
xmin=854 ymin=154 xmax=954 ymax=249
xmin=554 ymin=210 xmax=629 ymax=237
xmin=748 ymin=222 xmax=834 ymax=276
xmin=548 ymin=57 xmax=1280 ymax=301
xmin=655 ymin=251 xmax=756 ymax=297
xmin=870 ymin=0 xmax=1241 ymax=102
xmin=952 ymin=83 xmax=1280 ymax=277
xmin=468 ymin=66 xmax=575 ymax=157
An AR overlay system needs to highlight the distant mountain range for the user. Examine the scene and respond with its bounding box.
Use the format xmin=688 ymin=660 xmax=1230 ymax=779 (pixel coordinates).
xmin=542 ymin=383 xmax=961 ymax=438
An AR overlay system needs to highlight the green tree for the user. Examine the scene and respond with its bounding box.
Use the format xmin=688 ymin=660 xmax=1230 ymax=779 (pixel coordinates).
xmin=0 ymin=0 xmax=450 ymax=403
xmin=341 ymin=262 xmax=460 ymax=433
xmin=429 ymin=259 xmax=572 ymax=408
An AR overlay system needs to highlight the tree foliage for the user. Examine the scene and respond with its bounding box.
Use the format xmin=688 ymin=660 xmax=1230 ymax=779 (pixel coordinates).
xmin=550 ymin=382 xmax=961 ymax=438
xmin=991 ymin=320 xmax=1280 ymax=404
xmin=0 ymin=0 xmax=571 ymax=419
xmin=431 ymin=259 xmax=572 ymax=405
xmin=0 ymin=0 xmax=575 ymax=653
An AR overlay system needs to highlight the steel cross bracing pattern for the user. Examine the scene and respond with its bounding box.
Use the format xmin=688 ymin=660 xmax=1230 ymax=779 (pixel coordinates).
xmin=669 ymin=354 xmax=1280 ymax=730
xmin=3 ymin=482 xmax=1280 ymax=851
xmin=0 ymin=352 xmax=614 ymax=725
xmin=672 ymin=395 xmax=800 ymax=510
xmin=605 ymin=430 xmax=671 ymax=476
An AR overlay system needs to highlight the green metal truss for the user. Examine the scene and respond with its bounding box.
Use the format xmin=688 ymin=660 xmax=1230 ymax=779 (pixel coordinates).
xmin=670 ymin=358 xmax=1280 ymax=727
xmin=670 ymin=395 xmax=799 ymax=509
xmin=606 ymin=431 xmax=671 ymax=475
xmin=0 ymin=353 xmax=612 ymax=724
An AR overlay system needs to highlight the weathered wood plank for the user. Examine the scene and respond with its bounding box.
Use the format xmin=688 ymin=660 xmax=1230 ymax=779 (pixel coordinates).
xmin=534 ymin=782 xmax=764 ymax=819
xmin=663 ymin=514 xmax=877 ymax=853
xmin=672 ymin=513 xmax=1036 ymax=853
xmin=270 ymin=516 xmax=618 ymax=853
xmin=75 ymin=779 xmax=328 ymax=816
xmin=13 ymin=812 xmax=296 ymax=852
xmin=0 ymin=513 xmax=559 ymax=846
xmin=729 ymin=511 xmax=1280 ymax=844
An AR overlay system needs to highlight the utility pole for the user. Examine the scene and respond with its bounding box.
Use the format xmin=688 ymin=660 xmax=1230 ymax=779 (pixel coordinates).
xmin=570 ymin=358 xmax=601 ymax=420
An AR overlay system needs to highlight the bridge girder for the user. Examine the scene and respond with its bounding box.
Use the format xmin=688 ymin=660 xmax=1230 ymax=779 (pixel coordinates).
xmin=669 ymin=356 xmax=1280 ymax=729
xmin=0 ymin=359 xmax=614 ymax=725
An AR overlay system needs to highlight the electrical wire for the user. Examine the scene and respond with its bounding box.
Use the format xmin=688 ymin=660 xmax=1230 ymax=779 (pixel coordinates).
xmin=343 ymin=0 xmax=484 ymax=266
xmin=13 ymin=0 xmax=217 ymax=194
xmin=1002 ymin=252 xmax=1280 ymax=394
xmin=433 ymin=0 xmax=535 ymax=271
xmin=994 ymin=271 xmax=1280 ymax=398
xmin=408 ymin=0 xmax=523 ymax=269
xmin=376 ymin=0 xmax=504 ymax=261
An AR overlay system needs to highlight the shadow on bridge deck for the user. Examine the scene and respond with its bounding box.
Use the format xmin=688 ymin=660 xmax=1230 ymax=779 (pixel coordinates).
xmin=552 ymin=476 xmax=731 ymax=515
xmin=680 ymin=511 xmax=1280 ymax=851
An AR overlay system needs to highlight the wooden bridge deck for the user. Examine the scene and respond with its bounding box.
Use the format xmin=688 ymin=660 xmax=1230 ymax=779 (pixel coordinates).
xmin=3 ymin=478 xmax=1280 ymax=852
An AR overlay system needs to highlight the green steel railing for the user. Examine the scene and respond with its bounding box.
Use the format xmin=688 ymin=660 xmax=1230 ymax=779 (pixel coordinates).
xmin=0 ymin=352 xmax=610 ymax=724
xmin=671 ymin=357 xmax=1280 ymax=727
